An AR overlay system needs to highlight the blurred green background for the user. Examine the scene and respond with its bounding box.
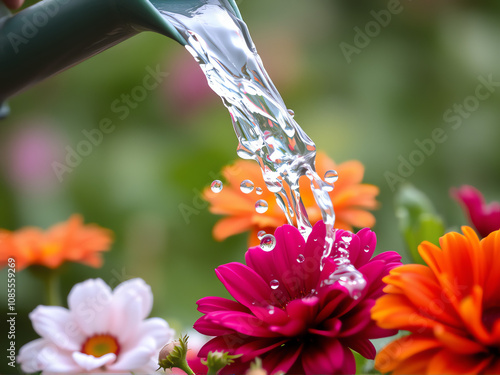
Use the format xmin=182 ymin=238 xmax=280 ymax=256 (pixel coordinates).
xmin=2 ymin=0 xmax=500 ymax=371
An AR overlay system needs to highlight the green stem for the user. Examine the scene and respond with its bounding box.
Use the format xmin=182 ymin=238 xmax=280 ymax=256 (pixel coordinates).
xmin=44 ymin=271 xmax=62 ymax=306
xmin=179 ymin=362 xmax=195 ymax=375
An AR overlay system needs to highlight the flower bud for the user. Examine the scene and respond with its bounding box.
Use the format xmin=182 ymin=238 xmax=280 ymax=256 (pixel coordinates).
xmin=158 ymin=335 xmax=194 ymax=375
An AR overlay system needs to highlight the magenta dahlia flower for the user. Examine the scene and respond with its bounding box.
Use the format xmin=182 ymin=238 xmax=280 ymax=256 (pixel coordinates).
xmin=451 ymin=185 xmax=500 ymax=237
xmin=194 ymin=221 xmax=401 ymax=374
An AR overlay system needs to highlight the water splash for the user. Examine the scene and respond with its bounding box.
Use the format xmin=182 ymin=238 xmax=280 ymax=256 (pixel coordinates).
xmin=160 ymin=0 xmax=365 ymax=297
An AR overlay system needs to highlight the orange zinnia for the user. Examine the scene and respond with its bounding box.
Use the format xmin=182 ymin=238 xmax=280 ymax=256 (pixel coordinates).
xmin=204 ymin=152 xmax=379 ymax=246
xmin=0 ymin=215 xmax=112 ymax=270
xmin=372 ymin=227 xmax=500 ymax=374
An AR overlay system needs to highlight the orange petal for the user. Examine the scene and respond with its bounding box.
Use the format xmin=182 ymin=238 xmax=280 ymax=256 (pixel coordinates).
xmin=433 ymin=324 xmax=486 ymax=354
xmin=334 ymin=209 xmax=376 ymax=228
xmin=459 ymin=285 xmax=491 ymax=344
xmin=375 ymin=335 xmax=441 ymax=373
xmin=427 ymin=349 xmax=491 ymax=375
xmin=212 ymin=216 xmax=254 ymax=241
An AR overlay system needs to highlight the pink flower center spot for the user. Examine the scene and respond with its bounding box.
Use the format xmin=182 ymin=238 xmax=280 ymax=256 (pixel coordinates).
xmin=81 ymin=334 xmax=120 ymax=358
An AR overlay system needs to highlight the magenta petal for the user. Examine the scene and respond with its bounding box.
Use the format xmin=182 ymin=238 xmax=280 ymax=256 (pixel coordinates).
xmin=360 ymin=323 xmax=398 ymax=339
xmin=452 ymin=185 xmax=500 ymax=237
xmin=302 ymin=338 xmax=344 ymax=375
xmin=352 ymin=228 xmax=377 ymax=268
xmin=273 ymin=225 xmax=310 ymax=298
xmin=345 ymin=337 xmax=376 ymax=359
xmin=269 ymin=318 xmax=305 ymax=337
xmin=215 ymin=263 xmax=272 ymax=309
xmin=340 ymin=344 xmax=356 ymax=374
xmin=197 ymin=296 xmax=249 ymax=314
xmin=194 ymin=315 xmax=236 ymax=336
xmin=198 ymin=335 xmax=243 ymax=357
xmin=215 ymin=311 xmax=279 ymax=337
xmin=308 ymin=317 xmax=342 ymax=337
xmin=235 ymin=338 xmax=288 ymax=361
xmin=302 ymin=221 xmax=326 ymax=291
xmin=263 ymin=343 xmax=303 ymax=375
xmin=251 ymin=305 xmax=288 ymax=325
xmin=338 ymin=300 xmax=374 ymax=337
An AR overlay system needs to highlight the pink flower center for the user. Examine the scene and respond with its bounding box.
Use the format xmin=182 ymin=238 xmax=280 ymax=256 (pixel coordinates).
xmin=81 ymin=334 xmax=120 ymax=358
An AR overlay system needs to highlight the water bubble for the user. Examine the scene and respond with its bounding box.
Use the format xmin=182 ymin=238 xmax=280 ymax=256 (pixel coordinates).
xmin=324 ymin=170 xmax=339 ymax=184
xmin=256 ymin=187 xmax=263 ymax=195
xmin=260 ymin=234 xmax=276 ymax=251
xmin=255 ymin=200 xmax=268 ymax=213
xmin=211 ymin=180 xmax=223 ymax=193
xmin=270 ymin=279 xmax=280 ymax=290
xmin=297 ymin=254 xmax=305 ymax=263
xmin=240 ymin=179 xmax=254 ymax=194
xmin=257 ymin=230 xmax=266 ymax=240
xmin=364 ymin=245 xmax=370 ymax=253
xmin=287 ymin=109 xmax=295 ymax=118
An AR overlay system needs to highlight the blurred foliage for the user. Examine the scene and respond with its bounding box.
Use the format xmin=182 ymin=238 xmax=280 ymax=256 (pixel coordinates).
xmin=395 ymin=184 xmax=445 ymax=264
xmin=1 ymin=1 xmax=500 ymax=373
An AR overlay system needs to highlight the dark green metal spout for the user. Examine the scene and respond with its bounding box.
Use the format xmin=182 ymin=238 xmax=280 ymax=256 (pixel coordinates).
xmin=0 ymin=0 xmax=241 ymax=116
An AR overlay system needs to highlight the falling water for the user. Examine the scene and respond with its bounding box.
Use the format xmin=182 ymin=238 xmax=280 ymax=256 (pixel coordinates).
xmin=159 ymin=0 xmax=365 ymax=297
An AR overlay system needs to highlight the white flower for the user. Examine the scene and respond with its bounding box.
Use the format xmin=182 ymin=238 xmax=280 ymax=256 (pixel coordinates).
xmin=18 ymin=278 xmax=175 ymax=374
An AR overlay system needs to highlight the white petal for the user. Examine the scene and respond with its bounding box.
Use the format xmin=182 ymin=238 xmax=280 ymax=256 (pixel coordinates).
xmin=109 ymin=294 xmax=143 ymax=343
xmin=72 ymin=352 xmax=116 ymax=372
xmin=18 ymin=339 xmax=80 ymax=373
xmin=68 ymin=278 xmax=113 ymax=336
xmin=112 ymin=278 xmax=153 ymax=319
xmin=107 ymin=336 xmax=156 ymax=372
xmin=131 ymin=355 xmax=161 ymax=374
xmin=29 ymin=306 xmax=84 ymax=351
xmin=132 ymin=317 xmax=175 ymax=349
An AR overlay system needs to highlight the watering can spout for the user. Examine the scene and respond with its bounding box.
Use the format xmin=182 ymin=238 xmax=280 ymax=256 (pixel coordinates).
xmin=0 ymin=0 xmax=242 ymax=116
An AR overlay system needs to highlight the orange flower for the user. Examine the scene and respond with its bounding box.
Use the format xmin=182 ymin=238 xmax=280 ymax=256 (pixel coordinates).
xmin=372 ymin=227 xmax=500 ymax=374
xmin=0 ymin=215 xmax=112 ymax=270
xmin=204 ymin=152 xmax=379 ymax=246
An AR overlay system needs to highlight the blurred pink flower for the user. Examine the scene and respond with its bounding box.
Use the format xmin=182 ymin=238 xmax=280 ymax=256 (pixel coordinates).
xmin=2 ymin=124 xmax=63 ymax=192
xmin=18 ymin=278 xmax=175 ymax=374
xmin=451 ymin=185 xmax=500 ymax=237
xmin=163 ymin=52 xmax=216 ymax=118
xmin=194 ymin=222 xmax=401 ymax=375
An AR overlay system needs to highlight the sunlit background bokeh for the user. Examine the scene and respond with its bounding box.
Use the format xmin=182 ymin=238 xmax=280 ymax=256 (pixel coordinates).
xmin=2 ymin=1 xmax=500 ymax=371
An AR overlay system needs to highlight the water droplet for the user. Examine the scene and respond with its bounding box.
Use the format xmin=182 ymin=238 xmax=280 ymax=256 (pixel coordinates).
xmin=287 ymin=109 xmax=295 ymax=118
xmin=270 ymin=279 xmax=280 ymax=290
xmin=240 ymin=179 xmax=254 ymax=194
xmin=260 ymin=234 xmax=276 ymax=251
xmin=324 ymin=170 xmax=339 ymax=184
xmin=257 ymin=230 xmax=266 ymax=240
xmin=256 ymin=187 xmax=263 ymax=195
xmin=364 ymin=245 xmax=370 ymax=253
xmin=211 ymin=180 xmax=223 ymax=193
xmin=255 ymin=200 xmax=268 ymax=213
xmin=297 ymin=254 xmax=305 ymax=263
xmin=268 ymin=305 xmax=275 ymax=315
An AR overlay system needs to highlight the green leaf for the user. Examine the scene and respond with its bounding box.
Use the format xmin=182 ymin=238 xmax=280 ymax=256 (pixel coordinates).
xmin=395 ymin=184 xmax=445 ymax=264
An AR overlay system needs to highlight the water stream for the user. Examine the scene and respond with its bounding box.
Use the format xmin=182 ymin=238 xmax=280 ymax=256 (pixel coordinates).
xmin=159 ymin=0 xmax=365 ymax=298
